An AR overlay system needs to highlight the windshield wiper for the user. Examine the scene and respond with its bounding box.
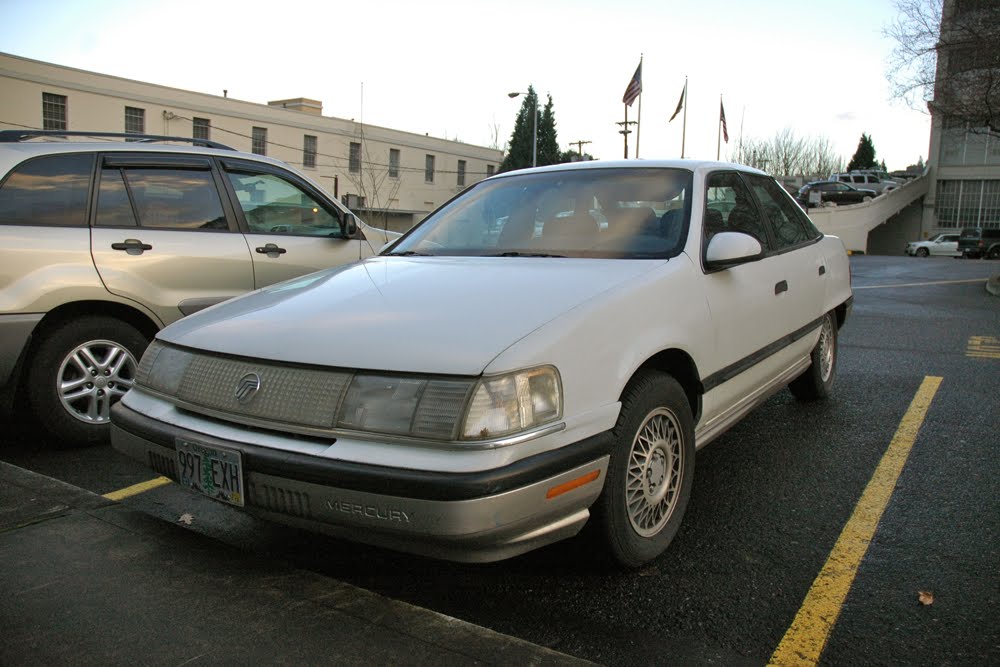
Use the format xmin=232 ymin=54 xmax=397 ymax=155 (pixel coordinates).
xmin=383 ymin=250 xmax=433 ymax=256
xmin=486 ymin=251 xmax=566 ymax=258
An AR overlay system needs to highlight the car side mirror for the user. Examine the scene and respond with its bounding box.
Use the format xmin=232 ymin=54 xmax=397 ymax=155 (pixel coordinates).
xmin=342 ymin=212 xmax=360 ymax=238
xmin=704 ymin=231 xmax=764 ymax=271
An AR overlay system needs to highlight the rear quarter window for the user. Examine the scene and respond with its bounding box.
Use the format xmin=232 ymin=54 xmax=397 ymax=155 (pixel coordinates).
xmin=0 ymin=153 xmax=93 ymax=227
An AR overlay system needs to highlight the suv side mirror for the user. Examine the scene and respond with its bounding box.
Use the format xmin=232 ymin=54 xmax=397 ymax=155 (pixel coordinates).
xmin=342 ymin=212 xmax=360 ymax=238
xmin=704 ymin=231 xmax=764 ymax=271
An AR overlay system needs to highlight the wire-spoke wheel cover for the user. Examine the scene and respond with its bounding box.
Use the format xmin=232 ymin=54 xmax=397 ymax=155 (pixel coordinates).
xmin=625 ymin=407 xmax=684 ymax=537
xmin=818 ymin=315 xmax=835 ymax=383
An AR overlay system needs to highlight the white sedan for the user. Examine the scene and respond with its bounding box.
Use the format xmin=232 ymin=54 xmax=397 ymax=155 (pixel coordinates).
xmin=906 ymin=233 xmax=961 ymax=257
xmin=111 ymin=160 xmax=853 ymax=568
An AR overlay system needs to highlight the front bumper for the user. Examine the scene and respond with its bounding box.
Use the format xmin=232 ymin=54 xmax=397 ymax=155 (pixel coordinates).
xmin=111 ymin=402 xmax=612 ymax=562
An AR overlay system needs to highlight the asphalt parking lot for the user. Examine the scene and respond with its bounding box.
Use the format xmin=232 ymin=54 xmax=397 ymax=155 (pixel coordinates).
xmin=2 ymin=255 xmax=998 ymax=665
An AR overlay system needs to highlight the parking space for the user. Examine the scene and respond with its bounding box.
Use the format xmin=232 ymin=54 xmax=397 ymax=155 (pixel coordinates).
xmin=2 ymin=255 xmax=998 ymax=665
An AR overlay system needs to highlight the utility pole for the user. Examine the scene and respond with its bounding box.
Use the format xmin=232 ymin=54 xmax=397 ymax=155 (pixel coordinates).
xmin=616 ymin=121 xmax=637 ymax=159
xmin=569 ymin=139 xmax=591 ymax=160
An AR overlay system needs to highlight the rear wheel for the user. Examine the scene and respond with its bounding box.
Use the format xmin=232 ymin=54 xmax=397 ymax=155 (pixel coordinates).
xmin=989 ymin=247 xmax=1000 ymax=260
xmin=789 ymin=312 xmax=838 ymax=401
xmin=592 ymin=371 xmax=695 ymax=568
xmin=27 ymin=316 xmax=149 ymax=448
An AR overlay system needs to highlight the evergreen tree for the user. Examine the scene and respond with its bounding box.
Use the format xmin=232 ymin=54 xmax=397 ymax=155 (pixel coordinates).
xmin=536 ymin=94 xmax=560 ymax=167
xmin=499 ymin=86 xmax=539 ymax=173
xmin=847 ymin=133 xmax=877 ymax=171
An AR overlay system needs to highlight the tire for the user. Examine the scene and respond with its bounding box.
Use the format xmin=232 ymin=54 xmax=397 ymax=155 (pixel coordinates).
xmin=592 ymin=371 xmax=695 ymax=568
xmin=989 ymin=247 xmax=1000 ymax=260
xmin=916 ymin=247 xmax=929 ymax=257
xmin=27 ymin=315 xmax=149 ymax=448
xmin=789 ymin=312 xmax=838 ymax=401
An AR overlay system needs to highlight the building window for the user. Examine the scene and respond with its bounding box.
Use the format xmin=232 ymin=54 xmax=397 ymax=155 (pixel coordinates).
xmin=425 ymin=154 xmax=435 ymax=183
xmin=125 ymin=106 xmax=145 ymax=139
xmin=936 ymin=179 xmax=1000 ymax=229
xmin=252 ymin=127 xmax=267 ymax=155
xmin=303 ymin=135 xmax=317 ymax=169
xmin=42 ymin=93 xmax=67 ymax=131
xmin=349 ymin=142 xmax=361 ymax=173
xmin=457 ymin=160 xmax=466 ymax=187
xmin=192 ymin=117 xmax=211 ymax=141
xmin=486 ymin=165 xmax=496 ymax=177
xmin=389 ymin=148 xmax=400 ymax=179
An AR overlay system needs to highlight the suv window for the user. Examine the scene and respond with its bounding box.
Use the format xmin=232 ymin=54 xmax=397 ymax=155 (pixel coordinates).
xmin=225 ymin=170 xmax=344 ymax=237
xmin=745 ymin=174 xmax=817 ymax=249
xmin=96 ymin=167 xmax=228 ymax=230
xmin=0 ymin=154 xmax=93 ymax=227
xmin=705 ymin=171 xmax=770 ymax=251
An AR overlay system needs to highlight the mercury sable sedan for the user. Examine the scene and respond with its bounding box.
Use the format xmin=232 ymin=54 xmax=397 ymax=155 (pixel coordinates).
xmin=112 ymin=160 xmax=853 ymax=567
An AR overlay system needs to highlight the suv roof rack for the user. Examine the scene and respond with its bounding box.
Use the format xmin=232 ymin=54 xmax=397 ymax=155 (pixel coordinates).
xmin=0 ymin=130 xmax=234 ymax=151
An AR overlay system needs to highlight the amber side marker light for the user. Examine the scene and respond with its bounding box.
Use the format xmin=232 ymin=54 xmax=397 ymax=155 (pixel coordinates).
xmin=546 ymin=470 xmax=601 ymax=499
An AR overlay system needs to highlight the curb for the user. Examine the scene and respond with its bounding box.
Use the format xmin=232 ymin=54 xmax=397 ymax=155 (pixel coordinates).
xmin=987 ymin=274 xmax=1000 ymax=297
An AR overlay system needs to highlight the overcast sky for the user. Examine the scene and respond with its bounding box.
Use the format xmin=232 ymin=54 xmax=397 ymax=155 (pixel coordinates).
xmin=0 ymin=0 xmax=931 ymax=170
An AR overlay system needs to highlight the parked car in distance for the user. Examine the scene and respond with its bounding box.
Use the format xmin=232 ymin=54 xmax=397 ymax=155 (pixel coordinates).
xmin=112 ymin=159 xmax=853 ymax=568
xmin=0 ymin=130 xmax=396 ymax=447
xmin=796 ymin=180 xmax=876 ymax=208
xmin=905 ymin=232 xmax=961 ymax=257
xmin=830 ymin=171 xmax=898 ymax=194
xmin=958 ymin=227 xmax=1000 ymax=259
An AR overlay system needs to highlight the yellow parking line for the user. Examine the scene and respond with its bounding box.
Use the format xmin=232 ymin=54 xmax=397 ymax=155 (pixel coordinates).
xmin=769 ymin=376 xmax=943 ymax=667
xmin=103 ymin=476 xmax=173 ymax=501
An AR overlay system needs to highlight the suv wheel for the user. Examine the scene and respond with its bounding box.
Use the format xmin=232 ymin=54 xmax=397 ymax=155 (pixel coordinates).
xmin=28 ymin=316 xmax=149 ymax=447
xmin=592 ymin=371 xmax=695 ymax=568
xmin=789 ymin=312 xmax=838 ymax=401
xmin=989 ymin=247 xmax=1000 ymax=260
xmin=916 ymin=247 xmax=929 ymax=257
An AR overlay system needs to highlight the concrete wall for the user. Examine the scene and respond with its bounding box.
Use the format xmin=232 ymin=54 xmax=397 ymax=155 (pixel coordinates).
xmin=0 ymin=53 xmax=503 ymax=228
xmin=807 ymin=175 xmax=929 ymax=253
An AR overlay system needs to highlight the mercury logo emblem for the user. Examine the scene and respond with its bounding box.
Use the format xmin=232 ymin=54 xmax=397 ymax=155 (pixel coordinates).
xmin=235 ymin=373 xmax=261 ymax=404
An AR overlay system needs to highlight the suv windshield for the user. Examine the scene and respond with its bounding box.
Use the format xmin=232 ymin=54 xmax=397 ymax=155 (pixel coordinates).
xmin=387 ymin=167 xmax=693 ymax=259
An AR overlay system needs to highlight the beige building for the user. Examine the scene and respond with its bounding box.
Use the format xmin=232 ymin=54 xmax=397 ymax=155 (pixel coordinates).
xmin=0 ymin=52 xmax=503 ymax=231
xmin=921 ymin=0 xmax=1000 ymax=235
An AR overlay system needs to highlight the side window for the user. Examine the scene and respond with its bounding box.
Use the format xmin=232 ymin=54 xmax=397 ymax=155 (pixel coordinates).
xmin=704 ymin=171 xmax=771 ymax=251
xmin=0 ymin=154 xmax=92 ymax=227
xmin=225 ymin=170 xmax=343 ymax=237
xmin=95 ymin=167 xmax=228 ymax=230
xmin=746 ymin=174 xmax=820 ymax=249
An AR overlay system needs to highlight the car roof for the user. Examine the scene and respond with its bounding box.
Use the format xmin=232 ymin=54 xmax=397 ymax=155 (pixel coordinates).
xmin=483 ymin=158 xmax=769 ymax=180
xmin=0 ymin=140 xmax=291 ymax=171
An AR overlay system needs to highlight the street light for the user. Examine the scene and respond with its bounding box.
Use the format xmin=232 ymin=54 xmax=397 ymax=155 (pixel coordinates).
xmin=508 ymin=91 xmax=538 ymax=168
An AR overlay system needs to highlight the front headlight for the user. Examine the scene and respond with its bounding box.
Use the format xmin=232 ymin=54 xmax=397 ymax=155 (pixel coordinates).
xmin=461 ymin=366 xmax=562 ymax=440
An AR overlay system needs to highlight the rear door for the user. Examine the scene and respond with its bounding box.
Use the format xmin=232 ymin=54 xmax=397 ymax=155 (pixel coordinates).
xmin=219 ymin=159 xmax=366 ymax=288
xmin=90 ymin=154 xmax=254 ymax=325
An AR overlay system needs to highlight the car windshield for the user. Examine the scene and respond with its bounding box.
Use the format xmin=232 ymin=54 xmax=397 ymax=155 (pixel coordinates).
xmin=386 ymin=167 xmax=693 ymax=259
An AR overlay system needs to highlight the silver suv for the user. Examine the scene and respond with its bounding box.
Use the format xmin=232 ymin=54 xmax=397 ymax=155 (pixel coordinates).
xmin=0 ymin=131 xmax=393 ymax=447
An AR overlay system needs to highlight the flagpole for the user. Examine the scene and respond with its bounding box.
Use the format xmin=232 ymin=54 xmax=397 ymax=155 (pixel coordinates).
xmin=717 ymin=94 xmax=722 ymax=160
xmin=635 ymin=55 xmax=643 ymax=159
xmin=681 ymin=78 xmax=687 ymax=159
xmin=623 ymin=104 xmax=629 ymax=159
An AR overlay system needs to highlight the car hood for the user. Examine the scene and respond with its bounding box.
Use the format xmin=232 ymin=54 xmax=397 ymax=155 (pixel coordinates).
xmin=158 ymin=256 xmax=663 ymax=375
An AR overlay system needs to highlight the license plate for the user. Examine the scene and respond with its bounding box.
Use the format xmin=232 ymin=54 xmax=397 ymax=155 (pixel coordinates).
xmin=175 ymin=438 xmax=245 ymax=507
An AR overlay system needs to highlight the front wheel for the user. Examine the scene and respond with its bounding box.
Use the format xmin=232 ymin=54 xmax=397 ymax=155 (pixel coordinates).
xmin=916 ymin=247 xmax=929 ymax=257
xmin=27 ymin=316 xmax=149 ymax=448
xmin=592 ymin=371 xmax=695 ymax=568
xmin=789 ymin=312 xmax=838 ymax=401
xmin=989 ymin=247 xmax=1000 ymax=260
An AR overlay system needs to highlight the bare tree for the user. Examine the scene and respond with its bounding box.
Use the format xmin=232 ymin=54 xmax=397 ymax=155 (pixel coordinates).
xmin=884 ymin=0 xmax=1000 ymax=135
xmin=346 ymin=125 xmax=403 ymax=231
xmin=732 ymin=128 xmax=843 ymax=178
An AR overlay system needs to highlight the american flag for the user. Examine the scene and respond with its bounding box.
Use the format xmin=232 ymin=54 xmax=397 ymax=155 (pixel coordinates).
xmin=720 ymin=100 xmax=729 ymax=143
xmin=622 ymin=60 xmax=642 ymax=107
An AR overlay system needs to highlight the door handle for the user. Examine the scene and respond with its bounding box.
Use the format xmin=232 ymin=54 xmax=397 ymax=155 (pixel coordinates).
xmin=775 ymin=280 xmax=788 ymax=295
xmin=111 ymin=239 xmax=153 ymax=255
xmin=255 ymin=243 xmax=287 ymax=257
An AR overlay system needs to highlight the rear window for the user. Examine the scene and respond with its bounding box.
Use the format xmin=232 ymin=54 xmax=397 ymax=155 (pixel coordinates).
xmin=0 ymin=153 xmax=93 ymax=227
xmin=960 ymin=228 xmax=981 ymax=239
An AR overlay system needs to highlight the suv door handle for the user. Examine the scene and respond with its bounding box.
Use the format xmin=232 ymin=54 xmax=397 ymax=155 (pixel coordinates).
xmin=255 ymin=243 xmax=287 ymax=257
xmin=111 ymin=239 xmax=153 ymax=255
xmin=775 ymin=280 xmax=789 ymax=295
